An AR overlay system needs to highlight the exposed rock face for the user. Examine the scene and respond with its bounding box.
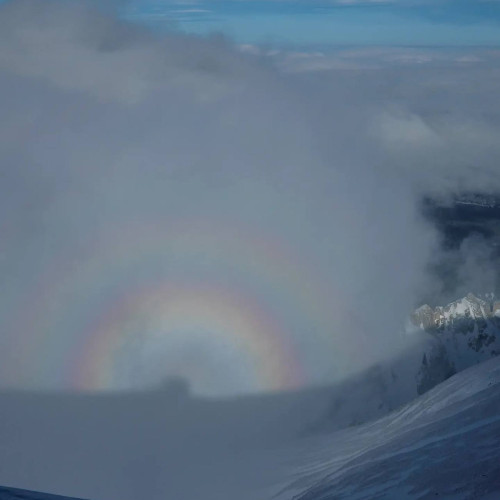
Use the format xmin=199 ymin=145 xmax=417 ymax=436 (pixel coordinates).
xmin=410 ymin=304 xmax=435 ymax=330
xmin=412 ymin=294 xmax=499 ymax=357
xmin=411 ymin=293 xmax=499 ymax=394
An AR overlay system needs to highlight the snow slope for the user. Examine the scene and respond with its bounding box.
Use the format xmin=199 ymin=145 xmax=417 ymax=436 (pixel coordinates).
xmin=279 ymin=356 xmax=500 ymax=500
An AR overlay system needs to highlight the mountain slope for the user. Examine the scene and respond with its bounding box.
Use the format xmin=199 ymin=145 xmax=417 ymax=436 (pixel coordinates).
xmin=280 ymin=356 xmax=500 ymax=500
xmin=307 ymin=293 xmax=500 ymax=433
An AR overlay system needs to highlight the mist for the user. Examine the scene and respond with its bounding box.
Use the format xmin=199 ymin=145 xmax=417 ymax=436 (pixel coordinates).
xmin=1 ymin=0 xmax=500 ymax=397
xmin=1 ymin=1 xmax=500 ymax=499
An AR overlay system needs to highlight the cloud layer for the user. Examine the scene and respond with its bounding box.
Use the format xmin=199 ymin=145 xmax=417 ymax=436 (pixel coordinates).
xmin=0 ymin=0 xmax=499 ymax=396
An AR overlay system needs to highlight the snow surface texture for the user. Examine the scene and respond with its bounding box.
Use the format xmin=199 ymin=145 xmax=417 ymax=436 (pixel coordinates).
xmin=280 ymin=356 xmax=500 ymax=500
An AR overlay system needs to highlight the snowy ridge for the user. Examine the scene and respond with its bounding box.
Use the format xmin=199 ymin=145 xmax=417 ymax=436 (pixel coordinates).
xmin=433 ymin=294 xmax=500 ymax=367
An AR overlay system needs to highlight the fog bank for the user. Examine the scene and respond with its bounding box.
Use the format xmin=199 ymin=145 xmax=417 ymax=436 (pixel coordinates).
xmin=0 ymin=0 xmax=499 ymax=396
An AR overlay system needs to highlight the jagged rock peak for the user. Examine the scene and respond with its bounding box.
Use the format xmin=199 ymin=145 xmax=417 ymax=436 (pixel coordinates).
xmin=412 ymin=293 xmax=500 ymax=330
xmin=410 ymin=293 xmax=499 ymax=387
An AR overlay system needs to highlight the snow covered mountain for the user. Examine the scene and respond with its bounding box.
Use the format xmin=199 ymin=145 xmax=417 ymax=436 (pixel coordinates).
xmin=411 ymin=293 xmax=499 ymax=395
xmin=307 ymin=293 xmax=500 ymax=433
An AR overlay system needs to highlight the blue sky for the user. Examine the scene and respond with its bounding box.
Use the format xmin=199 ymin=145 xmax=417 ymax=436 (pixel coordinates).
xmin=0 ymin=0 xmax=498 ymax=46
xmin=120 ymin=0 xmax=500 ymax=46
